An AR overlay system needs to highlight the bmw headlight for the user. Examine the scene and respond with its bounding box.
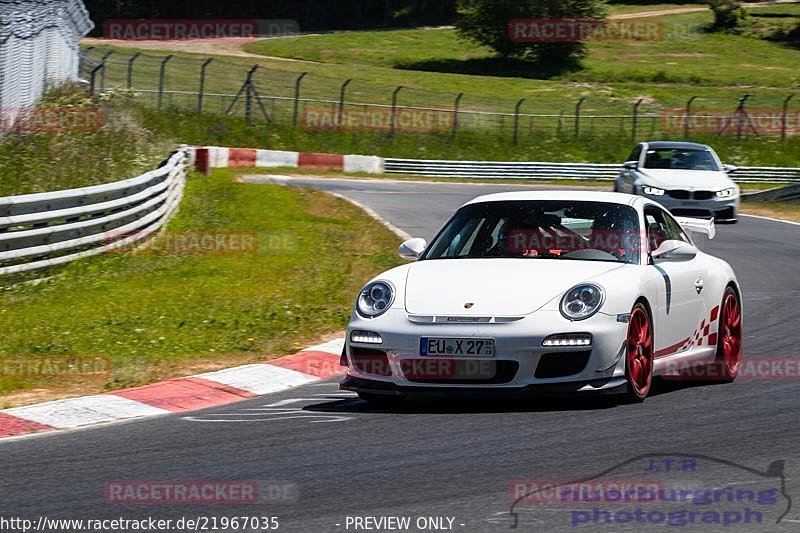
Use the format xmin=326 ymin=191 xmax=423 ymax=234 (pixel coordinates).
xmin=356 ymin=281 xmax=395 ymax=318
xmin=642 ymin=186 xmax=665 ymax=196
xmin=560 ymin=284 xmax=605 ymax=321
xmin=716 ymin=187 xmax=738 ymax=199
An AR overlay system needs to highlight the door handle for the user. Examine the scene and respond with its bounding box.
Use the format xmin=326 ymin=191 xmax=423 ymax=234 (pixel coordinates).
xmin=695 ymin=278 xmax=704 ymax=294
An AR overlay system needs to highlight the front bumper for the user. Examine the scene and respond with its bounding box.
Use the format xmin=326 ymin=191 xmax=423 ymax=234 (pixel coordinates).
xmin=643 ymin=193 xmax=739 ymax=222
xmin=340 ymin=375 xmax=628 ymax=398
xmin=342 ymin=308 xmax=629 ymax=394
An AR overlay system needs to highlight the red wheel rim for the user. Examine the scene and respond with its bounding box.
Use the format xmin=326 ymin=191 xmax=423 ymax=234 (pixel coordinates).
xmin=721 ymin=292 xmax=742 ymax=376
xmin=627 ymin=307 xmax=654 ymax=397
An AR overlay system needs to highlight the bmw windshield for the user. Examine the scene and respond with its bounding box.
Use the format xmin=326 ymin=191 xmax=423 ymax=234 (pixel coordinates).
xmin=643 ymin=148 xmax=720 ymax=171
xmin=422 ymin=200 xmax=641 ymax=264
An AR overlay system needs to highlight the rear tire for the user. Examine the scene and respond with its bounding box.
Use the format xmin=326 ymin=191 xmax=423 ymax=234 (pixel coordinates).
xmin=624 ymin=303 xmax=655 ymax=402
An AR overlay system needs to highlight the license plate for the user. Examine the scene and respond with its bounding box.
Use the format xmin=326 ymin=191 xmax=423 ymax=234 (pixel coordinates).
xmin=420 ymin=338 xmax=495 ymax=357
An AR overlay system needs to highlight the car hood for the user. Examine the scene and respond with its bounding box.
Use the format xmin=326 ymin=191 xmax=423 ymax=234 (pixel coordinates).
xmin=636 ymin=169 xmax=732 ymax=190
xmin=404 ymin=259 xmax=625 ymax=316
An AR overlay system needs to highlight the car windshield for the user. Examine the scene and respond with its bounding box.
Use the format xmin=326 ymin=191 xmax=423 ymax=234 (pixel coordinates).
xmin=422 ymin=200 xmax=641 ymax=264
xmin=643 ymin=148 xmax=719 ymax=171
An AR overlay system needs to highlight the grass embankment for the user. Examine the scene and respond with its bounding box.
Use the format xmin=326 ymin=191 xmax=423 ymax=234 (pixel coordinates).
xmin=242 ymin=3 xmax=800 ymax=94
xmin=0 ymin=167 xmax=401 ymax=407
xmin=139 ymin=104 xmax=800 ymax=168
xmin=0 ymin=86 xmax=172 ymax=196
xmin=81 ymin=2 xmax=800 ymax=167
xmin=742 ymin=199 xmax=800 ymax=222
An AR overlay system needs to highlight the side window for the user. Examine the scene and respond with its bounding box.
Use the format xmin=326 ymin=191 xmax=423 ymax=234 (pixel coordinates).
xmin=627 ymin=145 xmax=643 ymax=164
xmin=645 ymin=207 xmax=691 ymax=253
xmin=644 ymin=207 xmax=669 ymax=252
xmin=663 ymin=212 xmax=692 ymax=244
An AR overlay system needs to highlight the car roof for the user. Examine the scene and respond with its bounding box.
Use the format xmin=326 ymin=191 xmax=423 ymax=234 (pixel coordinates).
xmin=464 ymin=190 xmax=641 ymax=207
xmin=644 ymin=141 xmax=710 ymax=150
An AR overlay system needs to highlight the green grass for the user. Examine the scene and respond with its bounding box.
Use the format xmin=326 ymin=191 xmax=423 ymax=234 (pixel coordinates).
xmin=0 ymin=167 xmax=401 ymax=405
xmin=139 ymin=105 xmax=800 ymax=167
xmin=242 ymin=4 xmax=800 ymax=93
xmin=85 ymin=2 xmax=800 ymax=120
xmin=0 ymin=87 xmax=172 ymax=196
xmin=234 ymin=165 xmax=786 ymax=191
xmin=741 ymin=199 xmax=800 ymax=222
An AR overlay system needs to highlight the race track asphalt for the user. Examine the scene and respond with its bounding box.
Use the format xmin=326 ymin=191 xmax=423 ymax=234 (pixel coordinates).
xmin=2 ymin=178 xmax=799 ymax=532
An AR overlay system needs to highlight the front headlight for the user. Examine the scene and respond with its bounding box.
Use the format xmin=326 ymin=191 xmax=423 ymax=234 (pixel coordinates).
xmin=560 ymin=284 xmax=605 ymax=321
xmin=356 ymin=281 xmax=394 ymax=318
xmin=716 ymin=187 xmax=738 ymax=199
xmin=642 ymin=186 xmax=665 ymax=196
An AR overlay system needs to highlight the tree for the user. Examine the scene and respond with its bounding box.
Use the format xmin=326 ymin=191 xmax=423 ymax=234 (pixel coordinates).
xmin=706 ymin=0 xmax=747 ymax=32
xmin=455 ymin=0 xmax=608 ymax=65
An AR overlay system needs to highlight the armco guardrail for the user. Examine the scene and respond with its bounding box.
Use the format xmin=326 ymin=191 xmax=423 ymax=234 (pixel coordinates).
xmin=0 ymin=149 xmax=187 ymax=276
xmin=383 ymin=158 xmax=800 ymax=183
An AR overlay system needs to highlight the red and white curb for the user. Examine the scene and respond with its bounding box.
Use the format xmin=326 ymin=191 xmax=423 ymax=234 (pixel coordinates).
xmin=188 ymin=146 xmax=384 ymax=174
xmin=0 ymin=338 xmax=345 ymax=440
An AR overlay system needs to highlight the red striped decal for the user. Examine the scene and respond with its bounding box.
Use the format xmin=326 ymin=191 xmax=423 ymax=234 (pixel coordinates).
xmin=228 ymin=148 xmax=257 ymax=168
xmin=195 ymin=147 xmax=210 ymax=174
xmin=114 ymin=378 xmax=257 ymax=413
xmin=0 ymin=413 xmax=54 ymax=438
xmin=655 ymin=338 xmax=690 ymax=358
xmin=298 ymin=152 xmax=344 ymax=170
xmin=710 ymin=306 xmax=720 ymax=322
xmin=268 ymin=351 xmax=346 ymax=379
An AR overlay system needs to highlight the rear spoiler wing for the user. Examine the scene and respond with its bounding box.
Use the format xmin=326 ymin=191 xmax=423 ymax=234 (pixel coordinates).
xmin=676 ymin=217 xmax=716 ymax=240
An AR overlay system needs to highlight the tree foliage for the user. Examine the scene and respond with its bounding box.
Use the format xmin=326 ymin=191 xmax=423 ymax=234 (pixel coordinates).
xmin=455 ymin=0 xmax=608 ymax=64
xmin=706 ymin=0 xmax=747 ymax=32
xmin=83 ymin=0 xmax=457 ymax=34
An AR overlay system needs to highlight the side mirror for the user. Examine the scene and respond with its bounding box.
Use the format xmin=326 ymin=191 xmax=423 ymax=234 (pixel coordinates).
xmin=723 ymin=164 xmax=738 ymax=174
xmin=398 ymin=238 xmax=427 ymax=261
xmin=651 ymin=240 xmax=697 ymax=263
xmin=623 ymin=161 xmax=638 ymax=170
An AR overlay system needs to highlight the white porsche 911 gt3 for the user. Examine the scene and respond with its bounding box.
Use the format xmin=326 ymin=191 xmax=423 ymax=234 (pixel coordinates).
xmin=340 ymin=192 xmax=743 ymax=403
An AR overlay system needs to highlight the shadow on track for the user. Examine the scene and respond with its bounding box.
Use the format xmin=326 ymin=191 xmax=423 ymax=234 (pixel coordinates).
xmin=302 ymin=379 xmax=732 ymax=415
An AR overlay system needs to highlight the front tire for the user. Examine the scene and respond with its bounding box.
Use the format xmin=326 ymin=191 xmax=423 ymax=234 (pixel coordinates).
xmin=713 ymin=287 xmax=742 ymax=382
xmin=624 ymin=303 xmax=655 ymax=402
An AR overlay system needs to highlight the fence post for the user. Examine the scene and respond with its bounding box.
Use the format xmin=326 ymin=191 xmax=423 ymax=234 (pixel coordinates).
xmin=245 ymin=65 xmax=259 ymax=123
xmin=293 ymin=72 xmax=308 ymax=126
xmin=390 ymin=86 xmax=404 ymax=137
xmin=632 ymin=98 xmax=643 ymax=141
xmin=513 ymin=98 xmax=526 ymax=145
xmin=197 ymin=58 xmax=213 ymax=114
xmin=126 ymin=52 xmax=140 ymax=89
xmin=338 ymin=79 xmax=352 ymax=129
xmin=684 ymin=96 xmax=698 ymax=139
xmin=89 ymin=64 xmax=102 ymax=96
xmin=157 ymin=55 xmax=174 ymax=111
xmin=452 ymin=92 xmax=463 ymax=138
xmin=557 ymin=111 xmax=565 ymax=136
xmin=99 ymin=51 xmax=113 ymax=93
xmin=575 ymin=97 xmax=586 ymax=138
xmin=782 ymin=93 xmax=795 ymax=141
xmin=737 ymin=94 xmax=751 ymax=141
